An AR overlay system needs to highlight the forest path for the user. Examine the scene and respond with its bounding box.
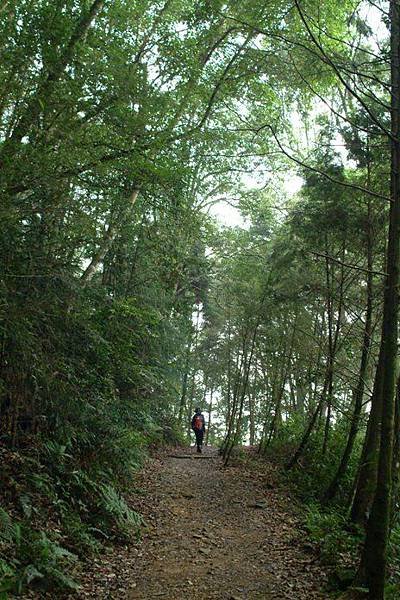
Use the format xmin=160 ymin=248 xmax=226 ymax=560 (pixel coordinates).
xmin=78 ymin=447 xmax=328 ymax=599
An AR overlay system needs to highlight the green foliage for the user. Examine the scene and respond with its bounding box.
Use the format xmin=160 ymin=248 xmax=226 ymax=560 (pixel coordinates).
xmin=0 ymin=0 xmax=393 ymax=595
xmin=61 ymin=512 xmax=101 ymax=556
xmin=385 ymin=583 xmax=400 ymax=600
xmin=0 ymin=507 xmax=17 ymax=544
xmin=304 ymin=503 xmax=362 ymax=568
xmin=0 ymin=434 xmax=146 ymax=594
xmin=388 ymin=522 xmax=400 ymax=589
xmin=0 ymin=508 xmax=78 ymax=595
xmin=261 ymin=412 xmax=363 ymax=505
xmin=96 ymin=484 xmax=141 ymax=539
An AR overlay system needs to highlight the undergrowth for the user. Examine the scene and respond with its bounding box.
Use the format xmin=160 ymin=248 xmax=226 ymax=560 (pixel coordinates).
xmin=229 ymin=440 xmax=400 ymax=598
xmin=0 ymin=416 xmax=183 ymax=597
xmin=261 ymin=419 xmax=400 ymax=597
xmin=0 ymin=285 xmax=188 ymax=597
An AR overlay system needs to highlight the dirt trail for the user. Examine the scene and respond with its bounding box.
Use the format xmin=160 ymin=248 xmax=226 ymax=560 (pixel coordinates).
xmin=75 ymin=446 xmax=328 ymax=600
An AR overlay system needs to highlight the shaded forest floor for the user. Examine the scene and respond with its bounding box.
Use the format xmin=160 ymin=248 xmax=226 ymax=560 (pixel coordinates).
xmin=63 ymin=446 xmax=330 ymax=599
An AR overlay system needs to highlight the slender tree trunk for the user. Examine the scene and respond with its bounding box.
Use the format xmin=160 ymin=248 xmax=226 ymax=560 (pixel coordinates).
xmin=285 ymin=305 xmax=330 ymax=468
xmin=249 ymin=366 xmax=257 ymax=446
xmin=224 ymin=280 xmax=270 ymax=463
xmin=309 ymin=308 xmax=325 ymax=415
xmin=360 ymin=5 xmax=400 ymax=596
xmin=264 ymin=316 xmax=296 ymax=447
xmin=322 ymin=240 xmax=345 ymax=455
xmin=350 ymin=346 xmax=385 ymax=524
xmin=266 ymin=359 xmax=286 ymax=446
xmin=258 ymin=339 xmax=283 ymax=453
xmin=226 ymin=314 xmax=232 ymax=426
xmin=286 ymin=376 xmax=328 ymax=470
xmin=178 ymin=332 xmax=193 ymax=424
xmin=222 ymin=335 xmax=247 ymax=458
xmin=224 ymin=320 xmax=259 ymax=466
xmin=289 ymin=373 xmax=297 ymax=413
xmin=322 ymin=249 xmax=334 ymax=453
xmin=324 ymin=175 xmax=374 ymax=503
xmin=391 ymin=376 xmax=400 ymax=524
xmin=322 ymin=364 xmax=333 ymax=455
xmin=205 ymin=388 xmax=213 ymax=446
xmin=186 ymin=305 xmax=201 ymax=441
xmin=257 ymin=358 xmax=271 ymax=453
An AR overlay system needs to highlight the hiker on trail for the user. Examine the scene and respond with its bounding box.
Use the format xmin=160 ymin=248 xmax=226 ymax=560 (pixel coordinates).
xmin=191 ymin=407 xmax=206 ymax=453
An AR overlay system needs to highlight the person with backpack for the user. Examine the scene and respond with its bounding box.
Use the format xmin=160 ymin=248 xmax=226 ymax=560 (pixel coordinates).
xmin=191 ymin=407 xmax=206 ymax=453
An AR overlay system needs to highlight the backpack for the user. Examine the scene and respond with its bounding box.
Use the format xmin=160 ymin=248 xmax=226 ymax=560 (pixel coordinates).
xmin=193 ymin=415 xmax=203 ymax=430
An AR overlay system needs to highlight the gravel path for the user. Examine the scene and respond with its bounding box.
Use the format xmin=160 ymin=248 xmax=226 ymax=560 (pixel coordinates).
xmin=73 ymin=446 xmax=328 ymax=600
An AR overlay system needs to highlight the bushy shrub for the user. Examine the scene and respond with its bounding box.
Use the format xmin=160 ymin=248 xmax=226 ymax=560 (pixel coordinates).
xmin=0 ymin=217 xmax=195 ymax=596
xmin=262 ymin=418 xmax=369 ymax=594
xmin=265 ymin=418 xmax=364 ymax=505
xmin=388 ymin=521 xmax=400 ymax=592
xmin=304 ymin=503 xmax=362 ymax=567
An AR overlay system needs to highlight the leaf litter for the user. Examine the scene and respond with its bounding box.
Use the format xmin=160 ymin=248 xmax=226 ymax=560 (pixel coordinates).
xmin=22 ymin=447 xmax=329 ymax=599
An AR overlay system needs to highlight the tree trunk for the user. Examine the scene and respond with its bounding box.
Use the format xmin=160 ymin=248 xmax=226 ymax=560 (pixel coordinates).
xmin=178 ymin=333 xmax=193 ymax=424
xmin=322 ymin=239 xmax=345 ymax=455
xmin=286 ymin=373 xmax=328 ymax=470
xmin=360 ymin=5 xmax=400 ymax=596
xmin=186 ymin=305 xmax=201 ymax=441
xmin=205 ymin=388 xmax=213 ymax=446
xmin=350 ymin=346 xmax=385 ymax=524
xmin=391 ymin=377 xmax=400 ymax=524
xmin=249 ymin=376 xmax=257 ymax=446
xmin=324 ymin=176 xmax=374 ymax=503
xmin=224 ymin=321 xmax=259 ymax=466
xmin=222 ymin=334 xmax=248 ymax=459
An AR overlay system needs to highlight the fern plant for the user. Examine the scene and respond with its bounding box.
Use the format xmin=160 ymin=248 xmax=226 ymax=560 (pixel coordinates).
xmin=0 ymin=508 xmax=19 ymax=545
xmin=97 ymin=484 xmax=142 ymax=539
xmin=0 ymin=507 xmax=79 ymax=595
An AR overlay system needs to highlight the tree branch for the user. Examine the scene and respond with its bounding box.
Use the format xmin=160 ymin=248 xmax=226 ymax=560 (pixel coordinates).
xmin=268 ymin=125 xmax=390 ymax=202
xmin=0 ymin=0 xmax=106 ymax=164
xmin=81 ymin=189 xmax=139 ymax=285
xmin=311 ymin=251 xmax=387 ymax=277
